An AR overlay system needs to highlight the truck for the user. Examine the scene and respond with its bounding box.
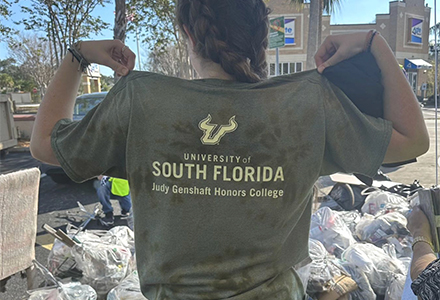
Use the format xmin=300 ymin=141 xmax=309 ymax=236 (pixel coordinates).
xmin=0 ymin=94 xmax=18 ymax=157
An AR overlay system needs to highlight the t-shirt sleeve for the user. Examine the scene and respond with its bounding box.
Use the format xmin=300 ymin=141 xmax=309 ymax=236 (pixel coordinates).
xmin=320 ymin=78 xmax=393 ymax=177
xmin=51 ymin=82 xmax=131 ymax=183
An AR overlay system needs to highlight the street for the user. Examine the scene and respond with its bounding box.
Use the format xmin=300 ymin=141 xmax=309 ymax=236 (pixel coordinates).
xmin=0 ymin=107 xmax=439 ymax=299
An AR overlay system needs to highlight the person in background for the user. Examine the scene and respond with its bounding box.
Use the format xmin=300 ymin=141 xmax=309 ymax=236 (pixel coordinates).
xmin=97 ymin=176 xmax=131 ymax=226
xmin=407 ymin=206 xmax=439 ymax=299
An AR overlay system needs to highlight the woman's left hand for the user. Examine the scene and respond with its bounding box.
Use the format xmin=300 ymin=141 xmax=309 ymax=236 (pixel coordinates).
xmin=78 ymin=40 xmax=136 ymax=76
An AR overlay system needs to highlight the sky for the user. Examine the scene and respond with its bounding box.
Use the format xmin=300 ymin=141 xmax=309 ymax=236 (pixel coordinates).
xmin=1 ymin=0 xmax=439 ymax=76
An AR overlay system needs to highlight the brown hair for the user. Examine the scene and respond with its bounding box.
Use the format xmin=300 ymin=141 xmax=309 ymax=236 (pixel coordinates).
xmin=177 ymin=0 xmax=271 ymax=83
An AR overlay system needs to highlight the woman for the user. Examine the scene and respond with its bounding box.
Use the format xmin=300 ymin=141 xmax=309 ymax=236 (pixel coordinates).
xmin=30 ymin=0 xmax=428 ymax=299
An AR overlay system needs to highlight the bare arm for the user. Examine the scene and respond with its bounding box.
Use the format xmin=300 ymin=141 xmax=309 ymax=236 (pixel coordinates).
xmin=407 ymin=206 xmax=437 ymax=280
xmin=30 ymin=55 xmax=82 ymax=165
xmin=30 ymin=40 xmax=136 ymax=165
xmin=315 ymin=33 xmax=429 ymax=163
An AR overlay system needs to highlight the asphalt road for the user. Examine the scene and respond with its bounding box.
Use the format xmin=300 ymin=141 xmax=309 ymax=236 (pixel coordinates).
xmin=0 ymin=151 xmax=128 ymax=299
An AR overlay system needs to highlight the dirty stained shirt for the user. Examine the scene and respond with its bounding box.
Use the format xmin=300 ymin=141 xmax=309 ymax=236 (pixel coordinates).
xmin=51 ymin=70 xmax=392 ymax=300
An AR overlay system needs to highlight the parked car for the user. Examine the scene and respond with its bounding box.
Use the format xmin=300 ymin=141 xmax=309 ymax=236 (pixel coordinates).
xmin=41 ymin=92 xmax=108 ymax=184
xmin=425 ymin=94 xmax=439 ymax=107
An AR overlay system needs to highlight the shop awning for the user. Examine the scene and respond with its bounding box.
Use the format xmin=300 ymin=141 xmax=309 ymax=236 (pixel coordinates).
xmin=404 ymin=58 xmax=432 ymax=70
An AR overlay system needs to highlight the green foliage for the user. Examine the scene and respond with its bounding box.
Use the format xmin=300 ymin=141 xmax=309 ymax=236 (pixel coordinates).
xmin=0 ymin=0 xmax=18 ymax=37
xmin=15 ymin=0 xmax=111 ymax=67
xmin=126 ymin=0 xmax=178 ymax=53
xmin=0 ymin=73 xmax=14 ymax=89
xmin=100 ymin=74 xmax=114 ymax=91
xmin=0 ymin=58 xmax=38 ymax=93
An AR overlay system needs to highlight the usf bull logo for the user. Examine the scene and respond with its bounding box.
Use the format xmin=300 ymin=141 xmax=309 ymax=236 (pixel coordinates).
xmin=198 ymin=114 xmax=238 ymax=145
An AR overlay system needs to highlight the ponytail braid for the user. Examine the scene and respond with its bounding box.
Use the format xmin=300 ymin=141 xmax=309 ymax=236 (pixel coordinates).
xmin=177 ymin=0 xmax=270 ymax=83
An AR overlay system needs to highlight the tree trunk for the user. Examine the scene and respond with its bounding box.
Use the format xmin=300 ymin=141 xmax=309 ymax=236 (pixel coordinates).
xmin=318 ymin=0 xmax=322 ymax=47
xmin=306 ymin=0 xmax=320 ymax=70
xmin=114 ymin=0 xmax=127 ymax=82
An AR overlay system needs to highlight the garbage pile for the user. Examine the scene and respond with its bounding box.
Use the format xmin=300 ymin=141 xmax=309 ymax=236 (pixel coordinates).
xmin=303 ymin=179 xmax=422 ymax=300
xmin=29 ymin=224 xmax=143 ymax=300
xmin=26 ymin=179 xmax=423 ymax=300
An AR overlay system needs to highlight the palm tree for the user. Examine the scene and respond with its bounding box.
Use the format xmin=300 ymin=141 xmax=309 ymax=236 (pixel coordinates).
xmin=114 ymin=0 xmax=127 ymax=82
xmin=290 ymin=0 xmax=342 ymax=70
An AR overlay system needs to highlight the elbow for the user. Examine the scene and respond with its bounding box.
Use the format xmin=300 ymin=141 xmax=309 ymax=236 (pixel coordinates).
xmin=30 ymin=135 xmax=59 ymax=165
xmin=414 ymin=130 xmax=430 ymax=158
xmin=30 ymin=137 xmax=43 ymax=161
xmin=404 ymin=134 xmax=429 ymax=160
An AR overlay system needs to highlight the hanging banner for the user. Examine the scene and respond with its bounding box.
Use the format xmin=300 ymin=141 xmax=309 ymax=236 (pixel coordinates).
xmin=269 ymin=17 xmax=285 ymax=49
xmin=411 ymin=18 xmax=423 ymax=44
xmin=285 ymin=18 xmax=295 ymax=45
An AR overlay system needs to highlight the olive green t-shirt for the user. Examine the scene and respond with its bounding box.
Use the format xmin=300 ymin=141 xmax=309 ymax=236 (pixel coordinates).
xmin=51 ymin=70 xmax=392 ymax=299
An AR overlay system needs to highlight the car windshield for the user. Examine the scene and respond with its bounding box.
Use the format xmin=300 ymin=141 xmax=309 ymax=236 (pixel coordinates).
xmin=73 ymin=94 xmax=106 ymax=116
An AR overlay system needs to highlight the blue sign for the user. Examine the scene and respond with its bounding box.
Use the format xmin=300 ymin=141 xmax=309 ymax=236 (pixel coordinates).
xmin=285 ymin=19 xmax=295 ymax=45
xmin=411 ymin=18 xmax=423 ymax=44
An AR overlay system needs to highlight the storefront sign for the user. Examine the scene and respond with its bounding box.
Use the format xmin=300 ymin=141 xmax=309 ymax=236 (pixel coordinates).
xmin=285 ymin=19 xmax=295 ymax=45
xmin=411 ymin=18 xmax=423 ymax=44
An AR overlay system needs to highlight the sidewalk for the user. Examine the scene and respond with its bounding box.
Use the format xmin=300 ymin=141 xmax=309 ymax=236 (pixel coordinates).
xmin=381 ymin=118 xmax=436 ymax=187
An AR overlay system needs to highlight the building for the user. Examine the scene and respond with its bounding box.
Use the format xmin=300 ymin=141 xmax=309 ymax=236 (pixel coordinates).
xmin=267 ymin=0 xmax=432 ymax=97
xmin=81 ymin=63 xmax=102 ymax=94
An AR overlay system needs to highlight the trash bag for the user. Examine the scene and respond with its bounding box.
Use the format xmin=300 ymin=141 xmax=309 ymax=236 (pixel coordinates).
xmin=385 ymin=273 xmax=406 ymax=300
xmin=28 ymin=282 xmax=97 ymax=300
xmin=355 ymin=212 xmax=409 ymax=245
xmin=335 ymin=210 xmax=362 ymax=235
xmin=328 ymin=183 xmax=367 ymax=211
xmin=100 ymin=226 xmax=135 ymax=253
xmin=310 ymin=207 xmax=356 ymax=255
xmin=340 ymin=262 xmax=376 ymax=300
xmin=361 ymin=189 xmax=407 ymax=215
xmin=71 ymin=242 xmax=133 ymax=297
xmin=47 ymin=226 xmax=108 ymax=278
xmin=342 ymin=243 xmax=406 ymax=295
xmin=28 ymin=260 xmax=97 ymax=300
xmin=306 ymin=239 xmax=346 ymax=294
xmin=106 ymin=271 xmax=147 ymax=300
xmin=47 ymin=239 xmax=75 ymax=276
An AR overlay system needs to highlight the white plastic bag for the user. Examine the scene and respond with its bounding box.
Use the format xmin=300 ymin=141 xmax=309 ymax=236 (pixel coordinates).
xmin=340 ymin=262 xmax=375 ymax=300
xmin=101 ymin=226 xmax=135 ymax=253
xmin=306 ymin=239 xmax=345 ymax=294
xmin=71 ymin=242 xmax=133 ymax=297
xmin=355 ymin=212 xmax=408 ymax=244
xmin=107 ymin=271 xmax=147 ymax=300
xmin=342 ymin=243 xmax=406 ymax=295
xmin=361 ymin=189 xmax=407 ymax=215
xmin=385 ymin=273 xmax=406 ymax=300
xmin=28 ymin=283 xmax=97 ymax=300
xmin=310 ymin=207 xmax=356 ymax=254
xmin=335 ymin=210 xmax=362 ymax=235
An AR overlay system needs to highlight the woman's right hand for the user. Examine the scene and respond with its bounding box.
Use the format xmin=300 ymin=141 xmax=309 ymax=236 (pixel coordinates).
xmin=314 ymin=32 xmax=369 ymax=74
xmin=78 ymin=40 xmax=136 ymax=77
xmin=408 ymin=206 xmax=433 ymax=241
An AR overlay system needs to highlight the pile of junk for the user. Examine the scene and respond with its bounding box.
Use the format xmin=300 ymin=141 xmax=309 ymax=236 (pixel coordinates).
xmin=301 ymin=171 xmax=428 ymax=300
xmin=25 ymin=172 xmax=428 ymax=300
xmin=26 ymin=201 xmax=147 ymax=300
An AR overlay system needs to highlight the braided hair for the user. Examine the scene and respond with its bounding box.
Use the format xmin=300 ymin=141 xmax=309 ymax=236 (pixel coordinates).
xmin=177 ymin=0 xmax=270 ymax=83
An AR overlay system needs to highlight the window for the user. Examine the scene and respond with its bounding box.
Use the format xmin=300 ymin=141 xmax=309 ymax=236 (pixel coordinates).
xmin=270 ymin=63 xmax=275 ymax=76
xmin=269 ymin=62 xmax=303 ymax=76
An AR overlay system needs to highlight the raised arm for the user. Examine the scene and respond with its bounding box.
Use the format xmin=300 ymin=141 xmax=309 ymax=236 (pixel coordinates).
xmin=30 ymin=40 xmax=135 ymax=165
xmin=315 ymin=32 xmax=429 ymax=163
